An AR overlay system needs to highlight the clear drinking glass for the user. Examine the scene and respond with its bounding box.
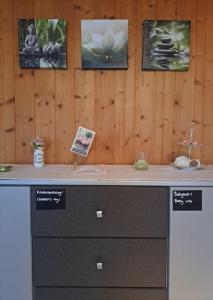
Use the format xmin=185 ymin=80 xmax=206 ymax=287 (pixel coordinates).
xmin=134 ymin=152 xmax=149 ymax=170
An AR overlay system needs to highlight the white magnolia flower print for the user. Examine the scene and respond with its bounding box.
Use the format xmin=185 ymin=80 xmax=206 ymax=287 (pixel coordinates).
xmin=83 ymin=29 xmax=125 ymax=62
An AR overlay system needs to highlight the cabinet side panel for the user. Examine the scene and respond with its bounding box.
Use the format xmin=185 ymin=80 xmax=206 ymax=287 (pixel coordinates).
xmin=0 ymin=186 xmax=32 ymax=300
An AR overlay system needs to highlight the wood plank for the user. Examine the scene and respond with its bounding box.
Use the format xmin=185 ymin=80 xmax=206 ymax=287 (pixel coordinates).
xmin=0 ymin=2 xmax=4 ymax=163
xmin=54 ymin=0 xmax=75 ymax=164
xmin=94 ymin=0 xmax=116 ymax=164
xmin=34 ymin=0 xmax=55 ymax=163
xmin=73 ymin=0 xmax=95 ymax=164
xmin=74 ymin=69 xmax=96 ymax=164
xmin=95 ymin=71 xmax=116 ymax=164
xmin=74 ymin=0 xmax=94 ymax=69
xmin=174 ymin=0 xmax=197 ymax=159
xmin=135 ymin=0 xmax=156 ymax=164
xmin=154 ymin=0 xmax=177 ymax=164
xmin=203 ymin=0 xmax=213 ymax=163
xmin=194 ymin=0 xmax=206 ymax=161
xmin=13 ymin=0 xmax=35 ymax=163
xmin=113 ymin=0 xmax=135 ymax=164
xmin=0 ymin=75 xmax=4 ymax=163
xmin=0 ymin=0 xmax=15 ymax=163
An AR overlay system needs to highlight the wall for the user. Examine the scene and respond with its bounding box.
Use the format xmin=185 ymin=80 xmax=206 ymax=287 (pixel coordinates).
xmin=0 ymin=0 xmax=212 ymax=165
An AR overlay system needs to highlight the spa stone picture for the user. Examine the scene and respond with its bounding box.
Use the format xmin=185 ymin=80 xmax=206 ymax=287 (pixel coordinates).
xmin=142 ymin=20 xmax=191 ymax=71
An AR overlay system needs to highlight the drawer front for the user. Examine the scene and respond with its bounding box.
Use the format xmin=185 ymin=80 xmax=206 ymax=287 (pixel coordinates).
xmin=33 ymin=238 xmax=167 ymax=287
xmin=34 ymin=287 xmax=167 ymax=300
xmin=31 ymin=186 xmax=168 ymax=238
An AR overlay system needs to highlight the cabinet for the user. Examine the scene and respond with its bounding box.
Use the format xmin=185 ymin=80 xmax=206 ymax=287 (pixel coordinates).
xmin=31 ymin=186 xmax=169 ymax=300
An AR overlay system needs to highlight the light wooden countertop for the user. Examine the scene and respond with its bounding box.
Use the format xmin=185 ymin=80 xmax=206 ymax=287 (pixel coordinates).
xmin=0 ymin=164 xmax=213 ymax=186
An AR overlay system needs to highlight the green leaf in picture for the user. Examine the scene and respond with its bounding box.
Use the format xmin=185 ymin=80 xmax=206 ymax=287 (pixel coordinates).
xmin=49 ymin=19 xmax=58 ymax=31
xmin=176 ymin=40 xmax=181 ymax=52
xmin=35 ymin=19 xmax=49 ymax=47
xmin=153 ymin=20 xmax=157 ymax=29
xmin=150 ymin=34 xmax=159 ymax=46
xmin=155 ymin=27 xmax=164 ymax=34
xmin=162 ymin=30 xmax=170 ymax=35
xmin=55 ymin=24 xmax=65 ymax=44
xmin=85 ymin=131 xmax=93 ymax=139
xmin=90 ymin=47 xmax=105 ymax=56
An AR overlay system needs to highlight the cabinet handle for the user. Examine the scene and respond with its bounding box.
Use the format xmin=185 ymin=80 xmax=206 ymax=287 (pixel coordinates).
xmin=96 ymin=262 xmax=103 ymax=270
xmin=96 ymin=210 xmax=103 ymax=218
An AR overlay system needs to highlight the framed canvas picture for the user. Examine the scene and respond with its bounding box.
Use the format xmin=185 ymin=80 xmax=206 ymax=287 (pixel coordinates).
xmin=18 ymin=19 xmax=67 ymax=69
xmin=81 ymin=19 xmax=128 ymax=69
xmin=142 ymin=20 xmax=191 ymax=71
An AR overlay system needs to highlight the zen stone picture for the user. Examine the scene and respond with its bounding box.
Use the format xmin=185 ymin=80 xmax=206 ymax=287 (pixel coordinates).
xmin=81 ymin=19 xmax=128 ymax=69
xmin=142 ymin=20 xmax=191 ymax=71
xmin=18 ymin=19 xmax=67 ymax=69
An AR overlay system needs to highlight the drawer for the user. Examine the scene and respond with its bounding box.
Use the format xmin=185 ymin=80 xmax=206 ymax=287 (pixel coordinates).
xmin=31 ymin=186 xmax=168 ymax=237
xmin=33 ymin=238 xmax=167 ymax=287
xmin=34 ymin=287 xmax=168 ymax=300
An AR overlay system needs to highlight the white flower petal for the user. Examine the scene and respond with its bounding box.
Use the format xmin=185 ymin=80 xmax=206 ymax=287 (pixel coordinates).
xmin=90 ymin=47 xmax=105 ymax=56
xmin=113 ymin=31 xmax=125 ymax=52
xmin=83 ymin=42 xmax=99 ymax=50
xmin=113 ymin=31 xmax=125 ymax=48
xmin=82 ymin=43 xmax=105 ymax=56
xmin=91 ymin=33 xmax=104 ymax=48
xmin=103 ymin=33 xmax=114 ymax=51
xmin=113 ymin=39 xmax=125 ymax=53
xmin=105 ymin=28 xmax=114 ymax=36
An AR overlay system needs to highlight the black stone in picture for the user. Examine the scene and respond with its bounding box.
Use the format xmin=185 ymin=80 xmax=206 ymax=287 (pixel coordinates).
xmin=18 ymin=19 xmax=67 ymax=69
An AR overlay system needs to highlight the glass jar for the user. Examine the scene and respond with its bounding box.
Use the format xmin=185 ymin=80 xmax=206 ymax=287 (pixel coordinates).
xmin=34 ymin=147 xmax=44 ymax=168
xmin=134 ymin=152 xmax=149 ymax=170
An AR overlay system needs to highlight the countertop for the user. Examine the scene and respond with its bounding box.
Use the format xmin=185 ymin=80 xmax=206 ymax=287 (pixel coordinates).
xmin=0 ymin=164 xmax=213 ymax=186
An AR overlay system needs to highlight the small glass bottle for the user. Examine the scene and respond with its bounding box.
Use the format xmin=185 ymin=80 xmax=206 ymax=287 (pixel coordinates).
xmin=34 ymin=147 xmax=44 ymax=168
xmin=32 ymin=137 xmax=45 ymax=168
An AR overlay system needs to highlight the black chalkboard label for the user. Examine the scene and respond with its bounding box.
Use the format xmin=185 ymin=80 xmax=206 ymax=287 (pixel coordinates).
xmin=173 ymin=190 xmax=202 ymax=211
xmin=36 ymin=189 xmax=65 ymax=210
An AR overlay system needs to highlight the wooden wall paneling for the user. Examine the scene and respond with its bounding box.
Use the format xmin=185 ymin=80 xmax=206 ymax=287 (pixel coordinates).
xmin=73 ymin=0 xmax=96 ymax=164
xmin=0 ymin=0 xmax=15 ymax=163
xmin=94 ymin=0 xmax=116 ymax=163
xmin=0 ymin=75 xmax=4 ymax=163
xmin=154 ymin=0 xmax=177 ymax=164
xmin=114 ymin=0 xmax=135 ymax=164
xmin=74 ymin=70 xmax=96 ymax=164
xmin=95 ymin=75 xmax=116 ymax=164
xmin=174 ymin=0 xmax=197 ymax=157
xmin=73 ymin=0 xmax=94 ymax=69
xmin=54 ymin=0 xmax=75 ymax=164
xmin=135 ymin=0 xmax=156 ymax=163
xmin=194 ymin=0 xmax=206 ymax=161
xmin=13 ymin=0 xmax=35 ymax=163
xmin=34 ymin=0 xmax=56 ymax=163
xmin=0 ymin=4 xmax=5 ymax=163
xmin=153 ymin=67 xmax=164 ymax=164
xmin=203 ymin=0 xmax=213 ymax=163
xmin=1 ymin=0 xmax=213 ymax=165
